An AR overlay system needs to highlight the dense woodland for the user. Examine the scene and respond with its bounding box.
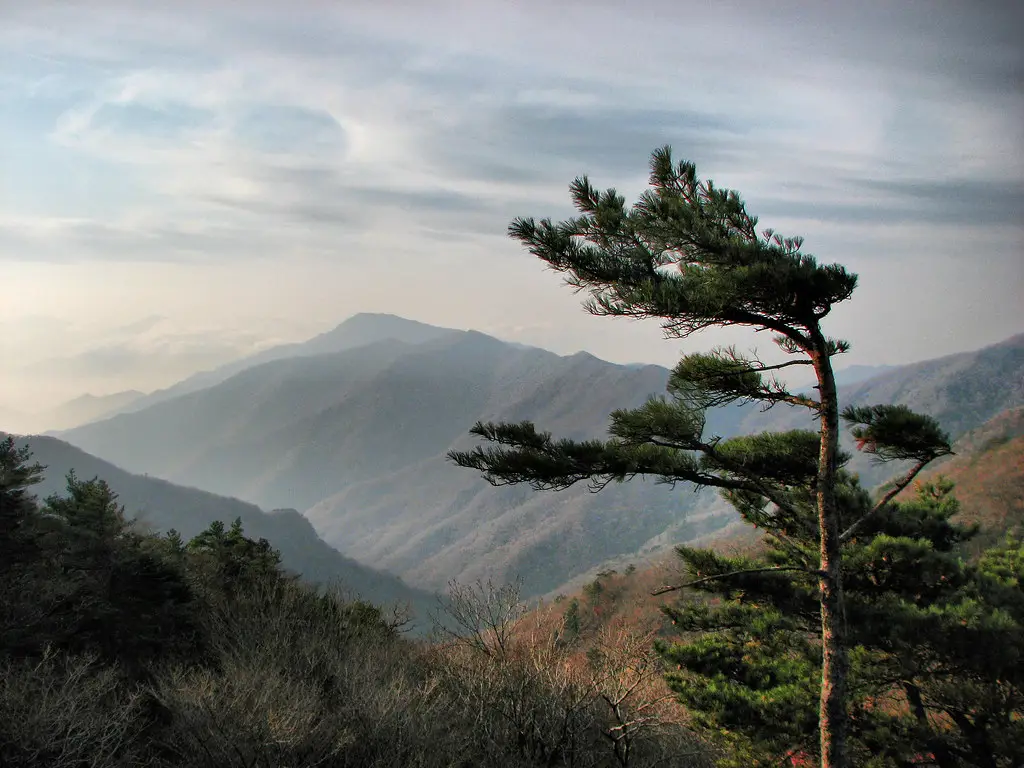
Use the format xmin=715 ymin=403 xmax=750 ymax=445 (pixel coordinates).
xmin=2 ymin=149 xmax=1022 ymax=767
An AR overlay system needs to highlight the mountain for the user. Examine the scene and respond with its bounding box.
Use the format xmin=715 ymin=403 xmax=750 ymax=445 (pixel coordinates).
xmin=906 ymin=406 xmax=1024 ymax=553
xmin=120 ymin=313 xmax=459 ymax=412
xmin=57 ymin=316 xmax=1024 ymax=597
xmin=838 ymin=333 xmax=1024 ymax=441
xmin=60 ymin=325 xmax=733 ymax=595
xmin=6 ymin=432 xmax=439 ymax=622
xmin=37 ymin=390 xmax=147 ymax=431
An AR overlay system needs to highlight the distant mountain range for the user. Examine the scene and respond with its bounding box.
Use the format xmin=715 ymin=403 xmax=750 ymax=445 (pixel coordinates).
xmin=117 ymin=313 xmax=459 ymax=413
xmin=0 ymin=390 xmax=146 ymax=434
xmin=59 ymin=319 xmax=719 ymax=595
xmin=42 ymin=390 xmax=147 ymax=430
xmin=53 ymin=314 xmax=1024 ymax=597
xmin=5 ymin=431 xmax=439 ymax=624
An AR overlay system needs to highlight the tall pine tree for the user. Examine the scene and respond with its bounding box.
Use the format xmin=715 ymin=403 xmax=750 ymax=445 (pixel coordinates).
xmin=449 ymin=147 xmax=953 ymax=768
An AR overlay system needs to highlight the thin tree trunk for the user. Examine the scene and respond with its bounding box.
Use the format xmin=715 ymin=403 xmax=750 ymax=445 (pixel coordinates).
xmin=813 ymin=342 xmax=848 ymax=768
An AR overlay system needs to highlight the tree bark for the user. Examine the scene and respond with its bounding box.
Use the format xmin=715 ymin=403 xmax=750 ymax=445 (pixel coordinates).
xmin=812 ymin=341 xmax=849 ymax=768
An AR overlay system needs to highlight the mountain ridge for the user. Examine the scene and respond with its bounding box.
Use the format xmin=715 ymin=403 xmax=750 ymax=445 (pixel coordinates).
xmin=118 ymin=313 xmax=471 ymax=413
xmin=4 ymin=431 xmax=439 ymax=623
xmin=55 ymin=315 xmax=1024 ymax=597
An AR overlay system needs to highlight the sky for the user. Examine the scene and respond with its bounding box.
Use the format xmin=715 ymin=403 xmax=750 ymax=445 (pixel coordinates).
xmin=1 ymin=0 xmax=1022 ymax=416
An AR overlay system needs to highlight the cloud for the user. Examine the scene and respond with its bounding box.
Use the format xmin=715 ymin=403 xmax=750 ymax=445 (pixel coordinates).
xmin=5 ymin=2 xmax=1019 ymax=263
xmin=0 ymin=0 xmax=1020 ymax=405
xmin=750 ymin=177 xmax=1024 ymax=229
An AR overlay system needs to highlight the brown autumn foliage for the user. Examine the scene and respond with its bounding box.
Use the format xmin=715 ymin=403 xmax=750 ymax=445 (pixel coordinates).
xmin=430 ymin=578 xmax=716 ymax=768
xmin=900 ymin=405 xmax=1024 ymax=553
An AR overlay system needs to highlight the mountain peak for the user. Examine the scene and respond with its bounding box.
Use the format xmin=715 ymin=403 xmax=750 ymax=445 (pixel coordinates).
xmin=334 ymin=312 xmax=449 ymax=334
xmin=305 ymin=313 xmax=456 ymax=354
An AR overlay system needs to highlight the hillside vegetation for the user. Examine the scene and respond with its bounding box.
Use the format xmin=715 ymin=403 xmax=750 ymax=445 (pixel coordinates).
xmin=0 ymin=437 xmax=715 ymax=767
xmin=1 ymin=432 xmax=438 ymax=621
xmin=906 ymin=406 xmax=1024 ymax=553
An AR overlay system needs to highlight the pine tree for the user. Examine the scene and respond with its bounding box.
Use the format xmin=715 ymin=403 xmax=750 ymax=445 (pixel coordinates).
xmin=0 ymin=437 xmax=45 ymax=655
xmin=0 ymin=436 xmax=44 ymax=572
xmin=448 ymin=147 xmax=953 ymax=767
xmin=186 ymin=517 xmax=285 ymax=596
xmin=40 ymin=472 xmax=201 ymax=670
xmin=659 ymin=479 xmax=1023 ymax=767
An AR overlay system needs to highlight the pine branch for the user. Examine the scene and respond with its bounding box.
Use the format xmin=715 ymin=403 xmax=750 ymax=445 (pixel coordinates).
xmin=839 ymin=458 xmax=934 ymax=543
xmin=697 ymin=442 xmax=816 ymax=563
xmin=770 ymin=392 xmax=821 ymax=410
xmin=714 ymin=358 xmax=813 ymax=376
xmin=651 ymin=565 xmax=823 ymax=596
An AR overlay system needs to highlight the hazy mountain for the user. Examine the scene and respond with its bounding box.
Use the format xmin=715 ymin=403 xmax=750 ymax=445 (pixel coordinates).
xmin=738 ymin=332 xmax=1024 ymax=486
xmin=61 ymin=324 xmax=734 ymax=595
xmin=837 ymin=333 xmax=1024 ymax=441
xmin=6 ymin=432 xmax=439 ymax=622
xmin=2 ymin=391 xmax=146 ymax=434
xmin=121 ymin=313 xmax=459 ymax=413
xmin=58 ymin=315 xmax=1024 ymax=596
xmin=37 ymin=390 xmax=147 ymax=431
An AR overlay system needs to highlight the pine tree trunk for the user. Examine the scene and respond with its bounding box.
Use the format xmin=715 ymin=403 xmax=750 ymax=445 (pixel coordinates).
xmin=813 ymin=344 xmax=849 ymax=768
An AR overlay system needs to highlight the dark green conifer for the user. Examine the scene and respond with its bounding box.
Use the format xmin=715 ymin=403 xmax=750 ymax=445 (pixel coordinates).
xmin=0 ymin=436 xmax=44 ymax=571
xmin=659 ymin=480 xmax=1023 ymax=767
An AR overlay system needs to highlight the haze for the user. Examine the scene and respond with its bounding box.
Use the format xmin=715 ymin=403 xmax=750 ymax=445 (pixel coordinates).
xmin=2 ymin=0 xmax=1022 ymax=415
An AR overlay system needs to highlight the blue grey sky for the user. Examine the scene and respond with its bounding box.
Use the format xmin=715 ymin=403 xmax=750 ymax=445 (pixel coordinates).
xmin=1 ymin=0 xmax=1022 ymax=414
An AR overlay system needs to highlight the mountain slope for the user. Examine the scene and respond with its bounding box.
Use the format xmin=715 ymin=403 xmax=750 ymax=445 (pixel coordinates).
xmin=121 ymin=313 xmax=459 ymax=413
xmin=907 ymin=406 xmax=1024 ymax=553
xmin=839 ymin=333 xmax=1024 ymax=441
xmin=6 ymin=432 xmax=438 ymax=621
xmin=61 ymin=327 xmax=732 ymax=595
xmin=38 ymin=390 xmax=147 ymax=431
xmin=58 ymin=318 xmax=1024 ymax=597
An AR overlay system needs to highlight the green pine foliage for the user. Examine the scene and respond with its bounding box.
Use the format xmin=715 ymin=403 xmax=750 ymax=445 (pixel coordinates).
xmin=658 ymin=480 xmax=1024 ymax=767
xmin=0 ymin=436 xmax=44 ymax=571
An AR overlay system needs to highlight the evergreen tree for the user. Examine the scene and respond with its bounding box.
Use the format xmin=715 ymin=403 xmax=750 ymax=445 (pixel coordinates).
xmin=40 ymin=472 xmax=202 ymax=670
xmin=449 ymin=147 xmax=952 ymax=767
xmin=0 ymin=436 xmax=43 ymax=572
xmin=0 ymin=437 xmax=45 ymax=655
xmin=186 ymin=517 xmax=284 ymax=594
xmin=658 ymin=480 xmax=1023 ymax=767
